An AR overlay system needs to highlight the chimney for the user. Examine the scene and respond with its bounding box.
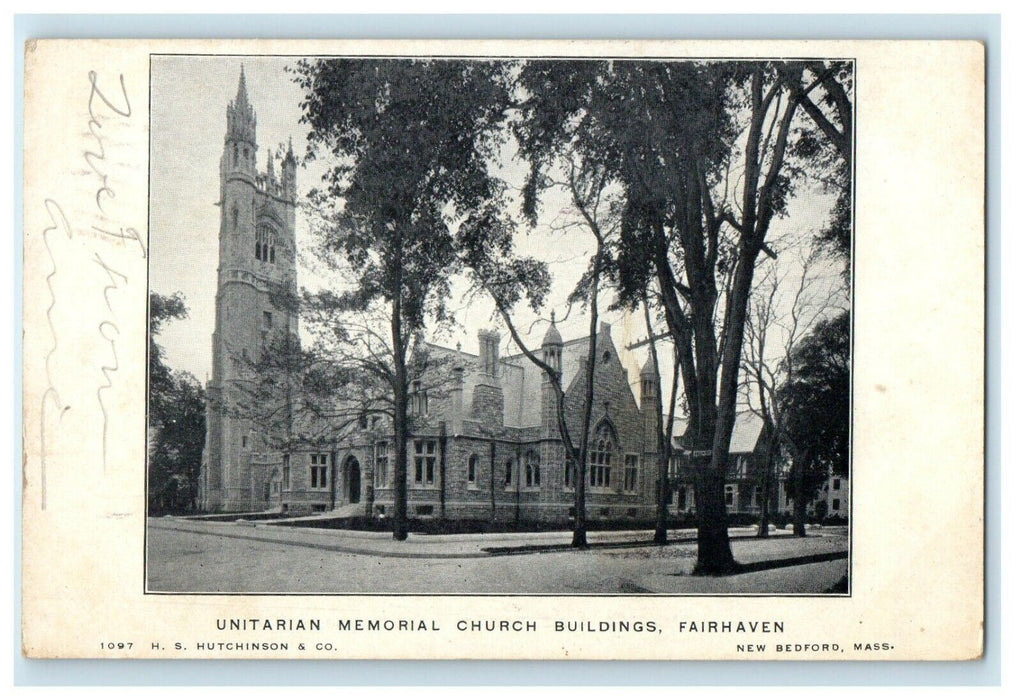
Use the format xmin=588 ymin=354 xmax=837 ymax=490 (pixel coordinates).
xmin=477 ymin=329 xmax=501 ymax=380
xmin=449 ymin=365 xmax=464 ymax=434
xmin=473 ymin=329 xmax=504 ymax=431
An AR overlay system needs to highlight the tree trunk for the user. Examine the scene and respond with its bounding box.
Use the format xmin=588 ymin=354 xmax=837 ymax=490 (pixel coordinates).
xmin=651 ymin=217 xmax=735 ymax=574
xmin=757 ymin=429 xmax=777 ymax=538
xmin=572 ymin=452 xmax=587 ymax=548
xmin=757 ymin=463 xmax=771 ymax=538
xmin=392 ymin=391 xmax=409 ymax=541
xmin=792 ymin=492 xmax=807 ymax=538
xmin=653 ymin=478 xmax=669 ymax=545
xmin=391 ymin=260 xmax=409 ymax=541
xmin=692 ymin=452 xmax=736 ymax=574
xmin=790 ymin=452 xmax=808 ymax=538
xmin=693 ymin=70 xmax=798 ymax=572
xmin=572 ymin=243 xmax=604 ymax=550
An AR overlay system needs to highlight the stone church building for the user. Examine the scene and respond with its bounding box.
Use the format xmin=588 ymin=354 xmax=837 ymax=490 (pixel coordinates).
xmin=197 ymin=69 xmax=781 ymax=523
xmin=276 ymin=321 xmax=664 ymax=522
xmin=197 ymin=68 xmax=299 ymax=512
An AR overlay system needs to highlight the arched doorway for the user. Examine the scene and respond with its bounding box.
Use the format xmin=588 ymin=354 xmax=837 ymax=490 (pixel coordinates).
xmin=344 ymin=456 xmax=361 ymax=504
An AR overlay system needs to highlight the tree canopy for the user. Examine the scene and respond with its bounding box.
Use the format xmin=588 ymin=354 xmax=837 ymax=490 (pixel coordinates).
xmin=148 ymin=292 xmax=205 ymax=514
xmin=503 ymin=59 xmax=852 ymax=572
xmin=292 ymin=58 xmax=515 ymax=539
xmin=778 ymin=309 xmax=851 ymax=482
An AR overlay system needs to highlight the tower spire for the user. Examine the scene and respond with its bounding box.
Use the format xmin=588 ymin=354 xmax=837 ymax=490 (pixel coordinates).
xmin=226 ymin=64 xmax=256 ymax=145
xmin=236 ymin=64 xmax=249 ymax=107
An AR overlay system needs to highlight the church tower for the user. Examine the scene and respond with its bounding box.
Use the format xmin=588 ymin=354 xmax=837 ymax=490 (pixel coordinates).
xmin=199 ymin=67 xmax=298 ymax=512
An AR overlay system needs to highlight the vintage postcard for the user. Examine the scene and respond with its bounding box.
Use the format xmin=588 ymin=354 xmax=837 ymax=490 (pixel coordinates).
xmin=21 ymin=39 xmax=984 ymax=659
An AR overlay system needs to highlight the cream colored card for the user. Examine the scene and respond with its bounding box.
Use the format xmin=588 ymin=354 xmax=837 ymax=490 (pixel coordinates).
xmin=21 ymin=39 xmax=984 ymax=660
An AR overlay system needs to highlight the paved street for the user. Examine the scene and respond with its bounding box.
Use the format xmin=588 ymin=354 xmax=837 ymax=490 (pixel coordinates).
xmin=147 ymin=517 xmax=849 ymax=595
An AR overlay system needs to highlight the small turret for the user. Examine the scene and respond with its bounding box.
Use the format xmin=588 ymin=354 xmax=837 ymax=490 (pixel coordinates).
xmin=541 ymin=310 xmax=563 ymax=376
xmin=640 ymin=352 xmax=657 ymax=401
xmin=640 ymin=351 xmax=660 ymax=449
xmin=540 ymin=311 xmax=562 ymax=436
xmin=281 ymin=137 xmax=297 ymax=201
xmin=542 ymin=310 xmax=563 ymax=347
xmin=641 ymin=353 xmax=656 ymax=378
xmin=265 ymin=148 xmax=275 ymax=180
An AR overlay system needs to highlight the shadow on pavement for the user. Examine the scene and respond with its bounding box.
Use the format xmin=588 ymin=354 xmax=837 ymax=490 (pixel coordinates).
xmin=480 ymin=533 xmax=811 ymax=556
xmin=732 ymin=550 xmax=849 ymax=575
xmin=661 ymin=550 xmax=848 ymax=579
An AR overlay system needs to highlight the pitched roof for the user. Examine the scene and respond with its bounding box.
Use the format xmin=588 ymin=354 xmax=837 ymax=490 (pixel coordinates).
xmin=669 ymin=411 xmax=765 ymax=454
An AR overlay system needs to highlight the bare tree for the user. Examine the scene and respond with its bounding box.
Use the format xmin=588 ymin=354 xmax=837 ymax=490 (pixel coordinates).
xmin=740 ymin=248 xmax=847 ymax=536
xmin=460 ymin=154 xmax=619 ymax=549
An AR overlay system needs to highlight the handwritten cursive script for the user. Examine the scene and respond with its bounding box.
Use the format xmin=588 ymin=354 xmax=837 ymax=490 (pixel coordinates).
xmin=38 ymin=200 xmax=73 ymax=510
xmin=36 ymin=70 xmax=141 ymax=508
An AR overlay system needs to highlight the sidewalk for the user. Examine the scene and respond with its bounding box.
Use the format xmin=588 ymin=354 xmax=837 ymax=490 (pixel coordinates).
xmin=150 ymin=516 xmax=846 ymax=561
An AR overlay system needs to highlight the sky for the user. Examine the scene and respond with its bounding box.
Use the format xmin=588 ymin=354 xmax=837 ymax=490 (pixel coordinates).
xmin=149 ymin=55 xmax=844 ymax=406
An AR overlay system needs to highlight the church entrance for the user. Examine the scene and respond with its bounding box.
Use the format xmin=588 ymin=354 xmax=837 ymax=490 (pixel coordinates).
xmin=345 ymin=457 xmax=361 ymax=504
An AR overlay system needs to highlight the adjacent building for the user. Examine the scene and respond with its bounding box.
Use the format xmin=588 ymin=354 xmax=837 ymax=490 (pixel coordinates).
xmin=669 ymin=412 xmax=783 ymax=518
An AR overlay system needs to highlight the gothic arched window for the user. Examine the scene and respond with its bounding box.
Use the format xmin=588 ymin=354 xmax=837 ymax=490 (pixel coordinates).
xmin=589 ymin=422 xmax=615 ymax=489
xmin=233 ymin=144 xmax=238 ymax=166
xmin=255 ymin=224 xmax=277 ymax=263
xmin=231 ymin=205 xmax=238 ymax=231
xmin=524 ymin=451 xmax=540 ymax=488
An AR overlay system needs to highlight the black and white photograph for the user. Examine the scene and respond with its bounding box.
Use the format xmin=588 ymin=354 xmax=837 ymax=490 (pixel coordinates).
xmin=143 ymin=53 xmax=852 ymax=595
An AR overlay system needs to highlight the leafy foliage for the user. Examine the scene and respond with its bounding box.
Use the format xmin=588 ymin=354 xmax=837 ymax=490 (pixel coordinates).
xmin=506 ymin=59 xmax=852 ymax=572
xmin=292 ymin=58 xmax=515 ymax=539
xmin=148 ymin=292 xmax=205 ymax=514
xmin=778 ymin=309 xmax=850 ymax=490
xmin=293 ymin=58 xmax=514 ymax=336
